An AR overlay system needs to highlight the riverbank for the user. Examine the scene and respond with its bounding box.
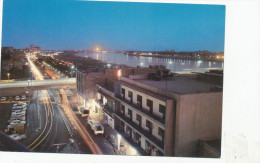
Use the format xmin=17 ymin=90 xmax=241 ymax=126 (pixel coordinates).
xmin=123 ymin=53 xmax=224 ymax=63
xmin=54 ymin=52 xmax=127 ymax=70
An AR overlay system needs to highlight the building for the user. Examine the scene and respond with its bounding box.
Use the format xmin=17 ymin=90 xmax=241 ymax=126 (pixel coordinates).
xmin=30 ymin=45 xmax=40 ymax=52
xmin=76 ymin=66 xmax=223 ymax=157
xmin=76 ymin=67 xmax=157 ymax=110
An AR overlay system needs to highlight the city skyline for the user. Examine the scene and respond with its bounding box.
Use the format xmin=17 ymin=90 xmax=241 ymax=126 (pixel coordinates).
xmin=2 ymin=0 xmax=225 ymax=52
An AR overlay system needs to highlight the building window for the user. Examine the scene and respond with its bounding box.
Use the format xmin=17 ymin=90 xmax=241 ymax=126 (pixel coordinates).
xmin=145 ymin=140 xmax=151 ymax=154
xmin=159 ymin=104 xmax=166 ymax=120
xmin=137 ymin=95 xmax=142 ymax=108
xmin=121 ymin=88 xmax=125 ymax=98
xmin=120 ymin=105 xmax=125 ymax=115
xmin=106 ymin=99 xmax=113 ymax=109
xmin=158 ymin=127 xmax=164 ymax=142
xmin=128 ymin=109 xmax=132 ymax=121
xmin=128 ymin=91 xmax=133 ymax=103
xmin=136 ymin=114 xmax=142 ymax=126
xmin=147 ymin=99 xmax=153 ymax=114
xmin=146 ymin=120 xmax=152 ymax=134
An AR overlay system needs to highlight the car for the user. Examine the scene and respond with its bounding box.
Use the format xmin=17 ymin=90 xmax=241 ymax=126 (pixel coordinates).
xmin=15 ymin=96 xmax=20 ymax=101
xmin=1 ymin=97 xmax=7 ymax=101
xmin=78 ymin=106 xmax=90 ymax=117
xmin=87 ymin=119 xmax=104 ymax=135
xmin=8 ymin=97 xmax=13 ymax=101
xmin=9 ymin=134 xmax=20 ymax=139
xmin=12 ymin=107 xmax=27 ymax=112
xmin=21 ymin=95 xmax=26 ymax=100
xmin=11 ymin=112 xmax=21 ymax=116
xmin=9 ymin=134 xmax=27 ymax=141
xmin=13 ymin=102 xmax=27 ymax=108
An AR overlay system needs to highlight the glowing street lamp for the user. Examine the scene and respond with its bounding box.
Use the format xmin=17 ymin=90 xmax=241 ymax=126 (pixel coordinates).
xmin=117 ymin=69 xmax=122 ymax=77
xmin=117 ymin=134 xmax=121 ymax=151
xmin=71 ymin=65 xmax=75 ymax=77
xmin=7 ymin=73 xmax=10 ymax=80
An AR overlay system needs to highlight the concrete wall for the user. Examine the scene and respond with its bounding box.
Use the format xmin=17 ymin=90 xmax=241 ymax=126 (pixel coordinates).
xmin=174 ymin=92 xmax=223 ymax=157
xmin=164 ymin=100 xmax=175 ymax=156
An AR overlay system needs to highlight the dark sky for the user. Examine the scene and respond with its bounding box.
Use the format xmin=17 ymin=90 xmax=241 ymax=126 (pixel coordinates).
xmin=2 ymin=0 xmax=225 ymax=51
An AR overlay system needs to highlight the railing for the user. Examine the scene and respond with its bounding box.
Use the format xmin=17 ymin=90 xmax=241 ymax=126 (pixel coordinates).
xmin=115 ymin=111 xmax=164 ymax=149
xmin=115 ymin=95 xmax=165 ymax=125
xmin=96 ymin=100 xmax=114 ymax=117
xmin=115 ymin=126 xmax=149 ymax=156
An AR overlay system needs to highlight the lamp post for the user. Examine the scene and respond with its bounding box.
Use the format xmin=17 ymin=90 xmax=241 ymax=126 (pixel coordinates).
xmin=117 ymin=134 xmax=121 ymax=151
xmin=71 ymin=65 xmax=75 ymax=78
xmin=7 ymin=73 xmax=10 ymax=80
xmin=28 ymin=80 xmax=30 ymax=104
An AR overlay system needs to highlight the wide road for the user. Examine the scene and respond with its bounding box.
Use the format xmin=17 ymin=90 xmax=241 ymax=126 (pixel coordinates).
xmin=37 ymin=55 xmax=104 ymax=154
xmin=24 ymin=55 xmax=73 ymax=152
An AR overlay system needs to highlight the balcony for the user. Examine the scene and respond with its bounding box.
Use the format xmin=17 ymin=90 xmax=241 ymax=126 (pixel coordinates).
xmin=115 ymin=110 xmax=164 ymax=150
xmin=115 ymin=95 xmax=165 ymax=125
xmin=96 ymin=99 xmax=114 ymax=117
xmin=115 ymin=126 xmax=150 ymax=156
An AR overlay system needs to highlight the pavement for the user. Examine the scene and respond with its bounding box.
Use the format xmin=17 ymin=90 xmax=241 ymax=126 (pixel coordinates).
xmin=67 ymin=95 xmax=117 ymax=155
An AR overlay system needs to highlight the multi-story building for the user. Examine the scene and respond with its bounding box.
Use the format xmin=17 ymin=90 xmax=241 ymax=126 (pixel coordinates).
xmin=111 ymin=71 xmax=223 ymax=157
xmin=76 ymin=66 xmax=223 ymax=157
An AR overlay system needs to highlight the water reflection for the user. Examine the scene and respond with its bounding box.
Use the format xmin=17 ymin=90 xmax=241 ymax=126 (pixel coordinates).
xmin=78 ymin=52 xmax=223 ymax=73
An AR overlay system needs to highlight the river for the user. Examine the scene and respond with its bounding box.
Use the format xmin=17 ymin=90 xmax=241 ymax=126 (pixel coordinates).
xmin=77 ymin=52 xmax=223 ymax=73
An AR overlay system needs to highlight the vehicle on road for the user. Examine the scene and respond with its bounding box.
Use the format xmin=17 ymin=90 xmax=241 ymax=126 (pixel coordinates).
xmin=9 ymin=134 xmax=27 ymax=141
xmin=8 ymin=97 xmax=13 ymax=101
xmin=12 ymin=107 xmax=27 ymax=112
xmin=87 ymin=119 xmax=104 ymax=135
xmin=11 ymin=112 xmax=21 ymax=116
xmin=13 ymin=102 xmax=27 ymax=108
xmin=15 ymin=96 xmax=20 ymax=101
xmin=1 ymin=97 xmax=7 ymax=101
xmin=21 ymin=95 xmax=26 ymax=100
xmin=77 ymin=106 xmax=90 ymax=117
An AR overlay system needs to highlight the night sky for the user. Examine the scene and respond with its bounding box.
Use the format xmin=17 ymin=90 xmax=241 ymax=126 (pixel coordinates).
xmin=2 ymin=0 xmax=225 ymax=51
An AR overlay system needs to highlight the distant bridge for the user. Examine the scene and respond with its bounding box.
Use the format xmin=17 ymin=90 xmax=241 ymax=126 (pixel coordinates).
xmin=0 ymin=78 xmax=76 ymax=90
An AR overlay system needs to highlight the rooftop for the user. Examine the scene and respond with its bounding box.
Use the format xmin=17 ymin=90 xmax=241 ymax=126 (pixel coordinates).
xmin=134 ymin=76 xmax=222 ymax=94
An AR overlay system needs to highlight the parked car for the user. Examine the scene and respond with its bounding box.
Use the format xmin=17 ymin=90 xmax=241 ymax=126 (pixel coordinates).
xmin=15 ymin=96 xmax=20 ymax=101
xmin=9 ymin=134 xmax=27 ymax=141
xmin=1 ymin=97 xmax=7 ymax=101
xmin=78 ymin=106 xmax=90 ymax=117
xmin=8 ymin=97 xmax=13 ymax=101
xmin=13 ymin=102 xmax=27 ymax=108
xmin=21 ymin=95 xmax=26 ymax=100
xmin=10 ymin=120 xmax=25 ymax=126
xmin=12 ymin=107 xmax=27 ymax=112
xmin=87 ymin=119 xmax=104 ymax=135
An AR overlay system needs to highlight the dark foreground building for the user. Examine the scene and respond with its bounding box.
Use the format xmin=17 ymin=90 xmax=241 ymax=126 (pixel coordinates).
xmin=76 ymin=66 xmax=223 ymax=157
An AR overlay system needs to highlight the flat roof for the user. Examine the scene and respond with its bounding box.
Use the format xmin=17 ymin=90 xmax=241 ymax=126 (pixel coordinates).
xmin=135 ymin=77 xmax=221 ymax=94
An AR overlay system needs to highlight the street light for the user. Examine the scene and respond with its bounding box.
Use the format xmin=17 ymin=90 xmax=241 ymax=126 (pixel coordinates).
xmin=27 ymin=80 xmax=30 ymax=105
xmin=7 ymin=73 xmax=10 ymax=80
xmin=117 ymin=134 xmax=121 ymax=151
xmin=71 ymin=65 xmax=75 ymax=78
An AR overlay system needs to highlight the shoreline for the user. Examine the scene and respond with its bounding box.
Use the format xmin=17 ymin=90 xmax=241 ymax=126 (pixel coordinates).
xmin=55 ymin=52 xmax=223 ymax=74
xmin=122 ymin=53 xmax=224 ymax=63
xmin=76 ymin=51 xmax=224 ymax=63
